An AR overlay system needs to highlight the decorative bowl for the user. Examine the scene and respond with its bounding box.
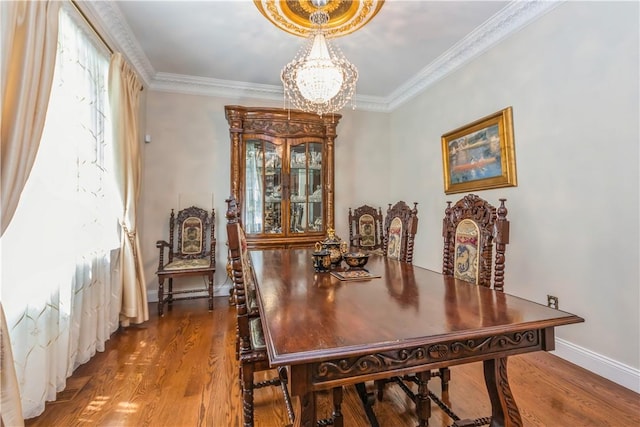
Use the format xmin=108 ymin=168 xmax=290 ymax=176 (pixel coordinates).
xmin=343 ymin=252 xmax=369 ymax=270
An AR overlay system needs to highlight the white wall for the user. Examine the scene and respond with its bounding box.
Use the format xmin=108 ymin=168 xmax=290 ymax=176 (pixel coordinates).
xmin=140 ymin=1 xmax=639 ymax=389
xmin=141 ymin=96 xmax=392 ymax=300
xmin=141 ymin=94 xmax=282 ymax=299
xmin=333 ymin=109 xmax=392 ymax=238
xmin=384 ymin=0 xmax=639 ymax=382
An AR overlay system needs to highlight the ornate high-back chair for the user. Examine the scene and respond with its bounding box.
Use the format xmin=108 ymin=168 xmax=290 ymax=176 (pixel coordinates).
xmin=348 ymin=204 xmax=384 ymax=252
xmin=383 ymin=201 xmax=419 ymax=263
xmin=226 ymin=197 xmax=294 ymax=427
xmin=155 ymin=206 xmax=215 ymax=316
xmin=376 ymin=194 xmax=509 ymax=407
xmin=443 ymin=193 xmax=509 ymax=290
xmin=436 ymin=194 xmax=509 ymax=391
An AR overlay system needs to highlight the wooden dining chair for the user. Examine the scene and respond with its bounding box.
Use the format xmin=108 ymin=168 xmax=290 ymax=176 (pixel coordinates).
xmin=226 ymin=197 xmax=295 ymax=427
xmin=348 ymin=204 xmax=384 ymax=253
xmin=382 ymin=201 xmax=419 ymax=263
xmin=155 ymin=206 xmax=215 ymax=316
xmin=376 ymin=194 xmax=510 ymax=411
xmin=358 ymin=201 xmax=418 ymax=421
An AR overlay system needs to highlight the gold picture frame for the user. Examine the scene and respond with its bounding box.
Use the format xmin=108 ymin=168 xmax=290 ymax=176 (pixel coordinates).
xmin=441 ymin=106 xmax=517 ymax=194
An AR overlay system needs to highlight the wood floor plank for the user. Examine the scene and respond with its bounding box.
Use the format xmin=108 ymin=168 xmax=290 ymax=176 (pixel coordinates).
xmin=24 ymin=298 xmax=640 ymax=427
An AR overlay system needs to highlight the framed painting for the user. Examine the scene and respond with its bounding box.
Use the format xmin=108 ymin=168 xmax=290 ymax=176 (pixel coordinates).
xmin=441 ymin=106 xmax=517 ymax=194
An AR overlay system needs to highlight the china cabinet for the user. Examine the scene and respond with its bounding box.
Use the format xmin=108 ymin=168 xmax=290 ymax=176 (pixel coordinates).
xmin=225 ymin=106 xmax=341 ymax=249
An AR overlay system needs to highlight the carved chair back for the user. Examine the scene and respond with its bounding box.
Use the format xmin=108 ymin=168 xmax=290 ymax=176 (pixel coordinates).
xmin=226 ymin=197 xmax=255 ymax=355
xmin=442 ymin=194 xmax=509 ymax=291
xmin=383 ymin=201 xmax=419 ymax=263
xmin=348 ymin=204 xmax=384 ymax=251
xmin=225 ymin=196 xmax=295 ymax=426
xmin=164 ymin=206 xmax=214 ymax=264
xmin=155 ymin=206 xmax=215 ymax=316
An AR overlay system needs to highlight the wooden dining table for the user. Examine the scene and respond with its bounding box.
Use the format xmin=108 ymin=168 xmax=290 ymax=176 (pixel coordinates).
xmin=250 ymin=248 xmax=584 ymax=427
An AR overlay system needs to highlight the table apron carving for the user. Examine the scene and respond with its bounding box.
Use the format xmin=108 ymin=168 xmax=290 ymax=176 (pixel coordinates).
xmin=312 ymin=329 xmax=542 ymax=385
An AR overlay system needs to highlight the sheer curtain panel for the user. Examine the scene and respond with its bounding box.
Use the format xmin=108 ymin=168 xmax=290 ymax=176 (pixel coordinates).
xmin=1 ymin=5 xmax=120 ymax=419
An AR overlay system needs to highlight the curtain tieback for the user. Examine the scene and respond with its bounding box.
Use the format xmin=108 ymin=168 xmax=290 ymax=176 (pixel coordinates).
xmin=121 ymin=224 xmax=139 ymax=259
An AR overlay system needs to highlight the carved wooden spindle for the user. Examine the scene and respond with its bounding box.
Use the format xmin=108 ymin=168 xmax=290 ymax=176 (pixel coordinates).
xmin=348 ymin=207 xmax=354 ymax=244
xmin=493 ymin=198 xmax=509 ymax=292
xmin=442 ymin=201 xmax=453 ymax=276
xmin=168 ymin=209 xmax=175 ymax=263
xmin=376 ymin=206 xmax=384 ymax=247
xmin=406 ymin=202 xmax=419 ymax=264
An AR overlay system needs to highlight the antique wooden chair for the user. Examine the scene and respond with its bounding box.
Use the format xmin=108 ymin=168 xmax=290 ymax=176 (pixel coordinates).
xmin=226 ymin=197 xmax=295 ymax=427
xmin=155 ymin=206 xmax=215 ymax=316
xmin=357 ymin=201 xmax=418 ymax=420
xmin=382 ymin=201 xmax=419 ymax=263
xmin=348 ymin=204 xmax=384 ymax=253
xmin=377 ymin=194 xmax=510 ymax=414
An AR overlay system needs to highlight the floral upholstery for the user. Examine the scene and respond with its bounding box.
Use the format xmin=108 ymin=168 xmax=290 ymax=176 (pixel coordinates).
xmin=358 ymin=214 xmax=376 ymax=247
xmin=453 ymin=219 xmax=480 ymax=284
xmin=349 ymin=204 xmax=384 ymax=252
xmin=237 ymin=225 xmax=259 ymax=313
xmin=386 ymin=217 xmax=403 ymax=260
xmin=181 ymin=216 xmax=203 ymax=254
xmin=249 ymin=317 xmax=266 ymax=350
xmin=382 ymin=201 xmax=418 ymax=263
xmin=164 ymin=258 xmax=210 ymax=270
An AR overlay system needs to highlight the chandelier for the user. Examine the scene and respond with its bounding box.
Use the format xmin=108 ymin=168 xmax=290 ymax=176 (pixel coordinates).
xmin=281 ymin=3 xmax=358 ymax=116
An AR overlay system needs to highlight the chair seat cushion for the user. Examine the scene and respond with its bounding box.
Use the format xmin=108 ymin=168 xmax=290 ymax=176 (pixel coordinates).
xmin=247 ymin=288 xmax=259 ymax=314
xmin=366 ymin=248 xmax=385 ymax=256
xmin=163 ymin=258 xmax=210 ymax=271
xmin=249 ymin=317 xmax=266 ymax=350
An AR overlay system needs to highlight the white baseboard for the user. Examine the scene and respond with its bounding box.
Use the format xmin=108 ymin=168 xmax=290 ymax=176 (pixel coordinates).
xmin=145 ymin=287 xmax=639 ymax=394
xmin=552 ymin=337 xmax=640 ymax=393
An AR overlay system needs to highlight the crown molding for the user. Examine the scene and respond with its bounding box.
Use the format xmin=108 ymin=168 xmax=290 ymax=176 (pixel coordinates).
xmin=79 ymin=0 xmax=155 ymax=87
xmin=387 ymin=0 xmax=563 ymax=110
xmin=150 ymin=72 xmax=283 ymax=100
xmin=83 ymin=0 xmax=563 ymax=113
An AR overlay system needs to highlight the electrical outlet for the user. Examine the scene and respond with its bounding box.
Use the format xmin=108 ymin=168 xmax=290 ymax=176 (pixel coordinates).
xmin=547 ymin=295 xmax=559 ymax=310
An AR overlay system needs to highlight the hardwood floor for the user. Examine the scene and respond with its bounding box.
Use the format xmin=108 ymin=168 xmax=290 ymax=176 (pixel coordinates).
xmin=25 ymin=297 xmax=639 ymax=427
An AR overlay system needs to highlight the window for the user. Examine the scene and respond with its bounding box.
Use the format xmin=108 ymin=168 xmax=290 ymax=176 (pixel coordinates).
xmin=1 ymin=5 xmax=121 ymax=418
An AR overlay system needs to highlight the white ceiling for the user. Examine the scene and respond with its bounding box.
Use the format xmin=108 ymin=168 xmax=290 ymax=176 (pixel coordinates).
xmin=81 ymin=0 xmax=561 ymax=112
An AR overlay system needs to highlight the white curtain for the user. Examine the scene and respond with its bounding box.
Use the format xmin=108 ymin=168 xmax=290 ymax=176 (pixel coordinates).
xmin=1 ymin=0 xmax=60 ymax=235
xmin=1 ymin=2 xmax=60 ymax=425
xmin=1 ymin=5 xmax=120 ymax=419
xmin=108 ymin=52 xmax=148 ymax=326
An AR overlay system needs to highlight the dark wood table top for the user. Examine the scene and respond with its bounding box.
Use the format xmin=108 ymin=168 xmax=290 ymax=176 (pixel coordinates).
xmin=250 ymin=248 xmax=584 ymax=367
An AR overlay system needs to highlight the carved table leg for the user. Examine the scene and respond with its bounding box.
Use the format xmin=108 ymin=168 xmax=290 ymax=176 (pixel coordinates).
xmin=483 ymin=357 xmax=522 ymax=427
xmin=415 ymin=370 xmax=432 ymax=427
xmin=332 ymin=386 xmax=343 ymax=427
xmin=299 ymin=391 xmax=316 ymax=427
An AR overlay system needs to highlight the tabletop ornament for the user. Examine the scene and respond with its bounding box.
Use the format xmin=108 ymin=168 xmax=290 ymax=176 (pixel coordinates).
xmin=312 ymin=242 xmax=331 ymax=273
xmin=315 ymin=228 xmax=348 ymax=270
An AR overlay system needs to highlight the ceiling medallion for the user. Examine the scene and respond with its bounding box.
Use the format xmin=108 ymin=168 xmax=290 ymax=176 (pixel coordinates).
xmin=254 ymin=0 xmax=385 ymax=38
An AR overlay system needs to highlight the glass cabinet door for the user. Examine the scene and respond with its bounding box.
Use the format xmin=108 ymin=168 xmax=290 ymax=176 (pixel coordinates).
xmin=289 ymin=142 xmax=323 ymax=234
xmin=244 ymin=139 xmax=283 ymax=235
xmin=226 ymin=105 xmax=340 ymax=248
